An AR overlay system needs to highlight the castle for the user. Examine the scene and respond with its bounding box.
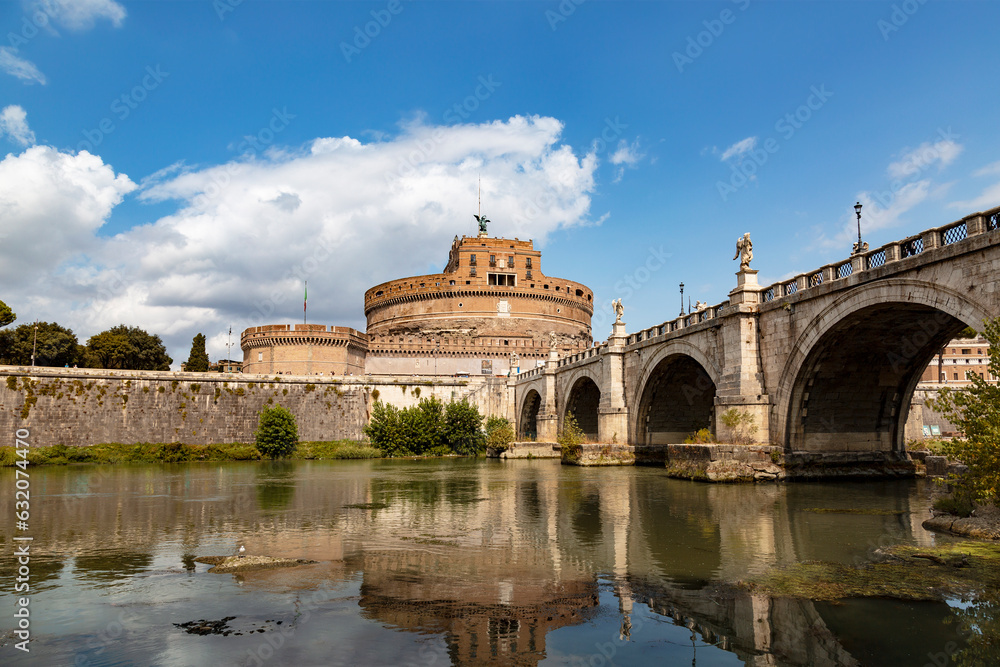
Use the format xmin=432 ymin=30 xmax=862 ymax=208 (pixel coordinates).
xmin=241 ymin=223 xmax=594 ymax=376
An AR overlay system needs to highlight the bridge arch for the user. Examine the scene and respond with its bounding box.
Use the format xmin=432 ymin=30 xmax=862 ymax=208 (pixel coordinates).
xmin=519 ymin=389 xmax=543 ymax=440
xmin=777 ymin=280 xmax=991 ymax=454
xmin=563 ymin=375 xmax=601 ymax=440
xmin=634 ymin=342 xmax=721 ymax=445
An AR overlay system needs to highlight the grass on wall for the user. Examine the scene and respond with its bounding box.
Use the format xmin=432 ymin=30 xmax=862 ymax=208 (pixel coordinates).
xmin=0 ymin=440 xmax=381 ymax=466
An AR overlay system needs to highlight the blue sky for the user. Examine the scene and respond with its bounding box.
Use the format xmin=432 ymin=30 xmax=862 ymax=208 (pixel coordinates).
xmin=1 ymin=0 xmax=998 ymax=366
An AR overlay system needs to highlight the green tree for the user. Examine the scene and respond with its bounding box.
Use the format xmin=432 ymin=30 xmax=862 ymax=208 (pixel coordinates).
xmin=254 ymin=405 xmax=299 ymax=459
xmin=485 ymin=415 xmax=515 ymax=452
xmin=364 ymin=400 xmax=411 ymax=457
xmin=86 ymin=325 xmax=172 ymax=370
xmin=444 ymin=399 xmax=485 ymax=455
xmin=85 ymin=331 xmax=134 ymax=369
xmin=0 ymin=321 xmax=80 ymax=367
xmin=185 ymin=333 xmax=210 ymax=372
xmin=930 ymin=318 xmax=1000 ymax=507
xmin=0 ymin=299 xmax=15 ymax=328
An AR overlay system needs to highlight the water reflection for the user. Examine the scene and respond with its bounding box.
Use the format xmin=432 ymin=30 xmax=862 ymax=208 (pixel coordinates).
xmin=0 ymin=460 xmax=984 ymax=666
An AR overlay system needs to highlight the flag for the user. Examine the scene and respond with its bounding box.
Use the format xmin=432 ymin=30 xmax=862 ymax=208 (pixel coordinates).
xmin=304 ymin=282 xmax=308 ymax=314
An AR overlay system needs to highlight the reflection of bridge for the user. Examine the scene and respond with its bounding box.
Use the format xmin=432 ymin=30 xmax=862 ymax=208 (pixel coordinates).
xmin=515 ymin=207 xmax=1000 ymax=466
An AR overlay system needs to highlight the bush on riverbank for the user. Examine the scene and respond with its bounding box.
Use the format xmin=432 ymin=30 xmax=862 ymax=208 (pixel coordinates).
xmin=0 ymin=439 xmax=381 ymax=466
xmin=254 ymin=405 xmax=298 ymax=459
xmin=485 ymin=416 xmax=515 ymax=453
xmin=929 ymin=317 xmax=1000 ymax=509
xmin=364 ymin=397 xmax=486 ymax=457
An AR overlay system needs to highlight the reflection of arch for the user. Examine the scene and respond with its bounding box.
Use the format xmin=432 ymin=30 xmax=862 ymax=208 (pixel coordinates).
xmin=519 ymin=390 xmax=542 ymax=440
xmin=778 ymin=281 xmax=989 ymax=453
xmin=564 ymin=377 xmax=600 ymax=441
xmin=635 ymin=353 xmax=717 ymax=445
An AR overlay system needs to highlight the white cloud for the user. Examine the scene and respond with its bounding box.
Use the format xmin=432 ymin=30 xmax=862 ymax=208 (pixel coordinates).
xmin=33 ymin=0 xmax=127 ymax=30
xmin=6 ymin=116 xmax=599 ymax=365
xmin=0 ymin=146 xmax=135 ymax=287
xmin=0 ymin=105 xmax=36 ymax=146
xmin=887 ymin=139 xmax=962 ymax=180
xmin=609 ymin=138 xmax=644 ymax=183
xmin=719 ymin=136 xmax=757 ymax=162
xmin=949 ymin=182 xmax=1000 ymax=212
xmin=0 ymin=47 xmax=46 ymax=84
xmin=973 ymin=161 xmax=1000 ymax=177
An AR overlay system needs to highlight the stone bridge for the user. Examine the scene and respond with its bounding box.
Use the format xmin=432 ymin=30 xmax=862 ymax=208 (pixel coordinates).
xmin=513 ymin=206 xmax=1000 ymax=465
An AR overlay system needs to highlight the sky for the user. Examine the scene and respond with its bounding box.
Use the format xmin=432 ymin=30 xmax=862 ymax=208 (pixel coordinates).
xmin=1 ymin=0 xmax=999 ymax=367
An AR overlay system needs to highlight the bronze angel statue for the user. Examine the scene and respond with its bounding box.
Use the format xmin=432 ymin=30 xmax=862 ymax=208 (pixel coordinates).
xmin=733 ymin=232 xmax=753 ymax=271
xmin=474 ymin=214 xmax=490 ymax=235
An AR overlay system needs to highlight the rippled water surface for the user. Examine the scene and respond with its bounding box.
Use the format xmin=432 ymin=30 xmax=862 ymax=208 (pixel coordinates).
xmin=0 ymin=459 xmax=977 ymax=665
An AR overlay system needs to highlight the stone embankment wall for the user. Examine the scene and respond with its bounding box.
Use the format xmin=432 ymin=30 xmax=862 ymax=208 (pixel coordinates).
xmin=0 ymin=366 xmax=510 ymax=448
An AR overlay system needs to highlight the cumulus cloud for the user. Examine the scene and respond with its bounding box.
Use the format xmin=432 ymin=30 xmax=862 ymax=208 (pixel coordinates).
xmin=0 ymin=105 xmax=35 ymax=145
xmin=719 ymin=136 xmax=757 ymax=162
xmin=887 ymin=138 xmax=962 ymax=180
xmin=609 ymin=138 xmax=644 ymax=183
xmin=0 ymin=47 xmax=46 ymax=84
xmin=0 ymin=146 xmax=135 ymax=287
xmin=33 ymin=0 xmax=127 ymax=30
xmin=7 ymin=116 xmax=598 ymax=364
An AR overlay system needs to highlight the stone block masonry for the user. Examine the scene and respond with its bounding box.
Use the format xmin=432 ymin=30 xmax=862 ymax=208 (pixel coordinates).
xmin=0 ymin=367 xmax=509 ymax=448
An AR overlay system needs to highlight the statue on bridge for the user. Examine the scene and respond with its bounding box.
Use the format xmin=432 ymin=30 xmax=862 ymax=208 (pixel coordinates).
xmin=694 ymin=300 xmax=707 ymax=311
xmin=734 ymin=232 xmax=753 ymax=271
xmin=613 ymin=298 xmax=624 ymax=324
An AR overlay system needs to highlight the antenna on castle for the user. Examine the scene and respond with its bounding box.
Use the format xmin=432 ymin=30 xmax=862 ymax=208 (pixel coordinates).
xmin=478 ymin=174 xmax=481 ymax=220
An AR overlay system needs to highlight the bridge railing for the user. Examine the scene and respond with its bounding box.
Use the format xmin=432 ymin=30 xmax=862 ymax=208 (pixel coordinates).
xmin=557 ymin=342 xmax=609 ymax=368
xmin=760 ymin=205 xmax=1000 ymax=304
xmin=624 ymin=301 xmax=730 ymax=346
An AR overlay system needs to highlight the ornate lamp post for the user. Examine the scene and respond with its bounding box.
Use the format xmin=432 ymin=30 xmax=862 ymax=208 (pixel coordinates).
xmin=679 ymin=283 xmax=685 ymax=317
xmin=854 ymin=201 xmax=863 ymax=254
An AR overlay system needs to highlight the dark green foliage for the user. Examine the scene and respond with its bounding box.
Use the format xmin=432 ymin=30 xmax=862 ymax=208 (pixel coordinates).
xmin=364 ymin=397 xmax=486 ymax=457
xmin=0 ymin=321 xmax=81 ymax=367
xmin=184 ymin=333 xmax=210 ymax=372
xmin=254 ymin=405 xmax=298 ymax=459
xmin=930 ymin=318 xmax=1000 ymax=506
xmin=444 ymin=399 xmax=485 ymax=455
xmin=485 ymin=415 xmax=514 ymax=452
xmin=0 ymin=299 xmax=15 ymax=328
xmin=85 ymin=325 xmax=172 ymax=370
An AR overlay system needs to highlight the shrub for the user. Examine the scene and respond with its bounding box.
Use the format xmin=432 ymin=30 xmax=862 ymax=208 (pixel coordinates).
xmin=558 ymin=412 xmax=585 ymax=458
xmin=930 ymin=317 xmax=1000 ymax=507
xmin=720 ymin=408 xmax=758 ymax=445
xmin=444 ymin=399 xmax=486 ymax=455
xmin=364 ymin=400 xmax=411 ymax=457
xmin=485 ymin=416 xmax=515 ymax=452
xmin=254 ymin=405 xmax=298 ymax=459
xmin=684 ymin=428 xmax=714 ymax=444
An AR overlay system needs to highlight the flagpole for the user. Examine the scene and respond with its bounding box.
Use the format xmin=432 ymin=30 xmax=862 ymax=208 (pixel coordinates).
xmin=304 ymin=281 xmax=307 ymax=325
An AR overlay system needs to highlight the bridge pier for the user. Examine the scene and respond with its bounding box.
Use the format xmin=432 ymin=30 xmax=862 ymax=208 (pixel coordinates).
xmin=715 ymin=270 xmax=771 ymax=444
xmin=536 ymin=347 xmax=560 ymax=442
xmin=598 ymin=321 xmax=629 ymax=443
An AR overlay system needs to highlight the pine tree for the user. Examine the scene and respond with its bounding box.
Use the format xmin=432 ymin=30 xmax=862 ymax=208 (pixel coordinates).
xmin=185 ymin=333 xmax=210 ymax=372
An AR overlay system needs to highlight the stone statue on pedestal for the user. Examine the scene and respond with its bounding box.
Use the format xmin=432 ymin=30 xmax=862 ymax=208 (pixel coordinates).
xmin=734 ymin=233 xmax=753 ymax=271
xmin=612 ymin=298 xmax=624 ymax=324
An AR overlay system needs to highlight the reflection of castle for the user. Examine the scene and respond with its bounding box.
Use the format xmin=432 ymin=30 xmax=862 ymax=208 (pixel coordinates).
xmin=241 ymin=226 xmax=594 ymax=376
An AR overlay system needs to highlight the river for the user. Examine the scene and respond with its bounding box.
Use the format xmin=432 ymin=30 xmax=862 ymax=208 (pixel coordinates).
xmin=0 ymin=459 xmax=982 ymax=665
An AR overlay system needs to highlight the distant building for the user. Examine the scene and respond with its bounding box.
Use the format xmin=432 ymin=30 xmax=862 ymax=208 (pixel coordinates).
xmin=210 ymin=359 xmax=243 ymax=373
xmin=241 ymin=229 xmax=594 ymax=376
xmin=918 ymin=335 xmax=994 ymax=387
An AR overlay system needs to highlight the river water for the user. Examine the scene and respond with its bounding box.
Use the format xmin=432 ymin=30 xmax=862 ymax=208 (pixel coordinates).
xmin=0 ymin=459 xmax=979 ymax=666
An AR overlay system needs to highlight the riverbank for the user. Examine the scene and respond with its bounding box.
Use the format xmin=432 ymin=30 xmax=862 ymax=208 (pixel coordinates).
xmin=0 ymin=439 xmax=382 ymax=466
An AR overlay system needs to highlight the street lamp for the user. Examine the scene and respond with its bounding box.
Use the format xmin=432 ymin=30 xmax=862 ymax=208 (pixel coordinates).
xmin=854 ymin=201 xmax=863 ymax=254
xmin=679 ymin=283 xmax=685 ymax=317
